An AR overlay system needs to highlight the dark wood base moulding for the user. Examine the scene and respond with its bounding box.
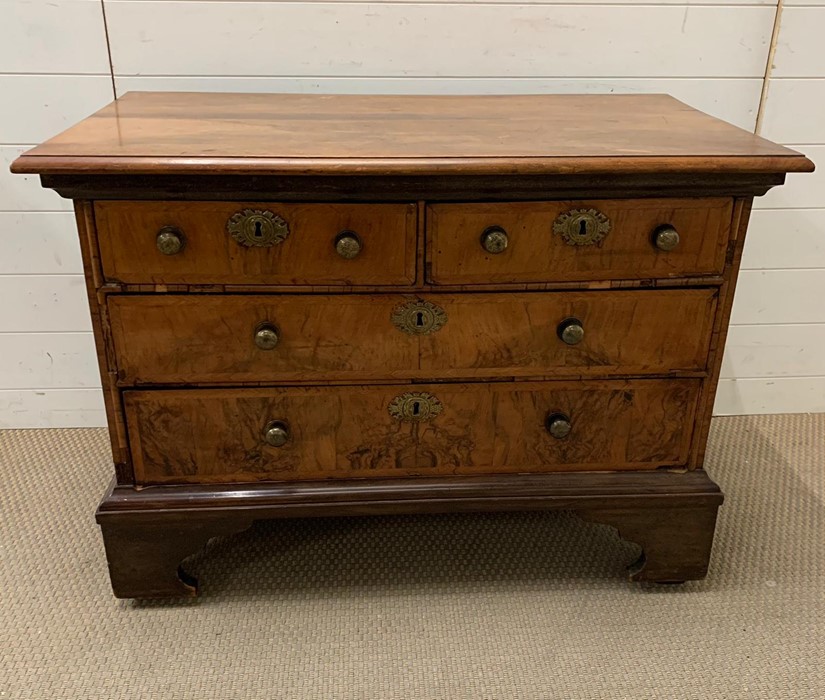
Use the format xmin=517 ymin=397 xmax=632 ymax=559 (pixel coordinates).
xmin=96 ymin=470 xmax=723 ymax=599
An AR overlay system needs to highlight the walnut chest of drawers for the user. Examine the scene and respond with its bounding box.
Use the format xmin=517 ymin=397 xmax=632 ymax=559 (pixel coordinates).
xmin=12 ymin=93 xmax=813 ymax=598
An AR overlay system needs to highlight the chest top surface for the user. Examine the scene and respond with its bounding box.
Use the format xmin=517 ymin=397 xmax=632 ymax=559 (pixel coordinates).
xmin=11 ymin=92 xmax=813 ymax=177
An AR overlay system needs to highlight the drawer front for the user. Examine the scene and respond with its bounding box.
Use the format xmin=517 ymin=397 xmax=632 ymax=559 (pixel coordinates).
xmin=95 ymin=201 xmax=417 ymax=286
xmin=427 ymin=198 xmax=732 ymax=284
xmin=109 ymin=289 xmax=716 ymax=385
xmin=125 ymin=379 xmax=700 ymax=484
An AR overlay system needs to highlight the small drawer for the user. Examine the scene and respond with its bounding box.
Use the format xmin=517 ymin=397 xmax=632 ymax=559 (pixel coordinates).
xmin=427 ymin=198 xmax=732 ymax=284
xmin=108 ymin=289 xmax=716 ymax=385
xmin=95 ymin=201 xmax=417 ymax=286
xmin=124 ymin=379 xmax=700 ymax=484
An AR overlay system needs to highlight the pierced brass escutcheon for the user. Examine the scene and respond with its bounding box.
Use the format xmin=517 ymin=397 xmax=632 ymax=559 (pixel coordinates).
xmin=388 ymin=392 xmax=443 ymax=422
xmin=226 ymin=209 xmax=289 ymax=247
xmin=391 ymin=299 xmax=447 ymax=335
xmin=553 ymin=208 xmax=611 ymax=246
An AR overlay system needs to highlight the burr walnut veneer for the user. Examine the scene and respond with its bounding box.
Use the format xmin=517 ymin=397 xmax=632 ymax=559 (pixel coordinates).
xmin=12 ymin=93 xmax=813 ymax=598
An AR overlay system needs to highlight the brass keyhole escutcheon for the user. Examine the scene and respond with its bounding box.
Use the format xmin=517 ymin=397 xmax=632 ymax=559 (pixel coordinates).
xmin=391 ymin=300 xmax=447 ymax=335
xmin=226 ymin=209 xmax=289 ymax=247
xmin=388 ymin=392 xmax=443 ymax=422
xmin=553 ymin=208 xmax=611 ymax=246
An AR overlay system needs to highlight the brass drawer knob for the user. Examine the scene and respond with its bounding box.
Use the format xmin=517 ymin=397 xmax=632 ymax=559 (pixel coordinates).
xmin=480 ymin=226 xmax=508 ymax=254
xmin=335 ymin=231 xmax=362 ymax=259
xmin=263 ymin=420 xmax=290 ymax=447
xmin=557 ymin=317 xmax=584 ymax=345
xmin=156 ymin=226 xmax=185 ymax=255
xmin=254 ymin=322 xmax=280 ymax=350
xmin=653 ymin=225 xmax=680 ymax=252
xmin=545 ymin=412 xmax=572 ymax=439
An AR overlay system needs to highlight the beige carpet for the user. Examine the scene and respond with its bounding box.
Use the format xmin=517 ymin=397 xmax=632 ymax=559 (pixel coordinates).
xmin=1 ymin=415 xmax=823 ymax=699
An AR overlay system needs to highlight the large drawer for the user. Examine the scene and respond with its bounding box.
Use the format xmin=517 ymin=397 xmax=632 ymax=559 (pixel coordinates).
xmin=427 ymin=198 xmax=733 ymax=284
xmin=95 ymin=201 xmax=417 ymax=286
xmin=108 ymin=289 xmax=717 ymax=385
xmin=125 ymin=379 xmax=700 ymax=484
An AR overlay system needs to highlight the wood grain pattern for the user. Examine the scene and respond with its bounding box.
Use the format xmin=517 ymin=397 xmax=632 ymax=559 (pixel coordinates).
xmin=428 ymin=198 xmax=733 ymax=284
xmin=94 ymin=200 xmax=417 ymax=286
xmin=419 ymin=290 xmax=717 ymax=377
xmin=689 ymin=197 xmax=752 ymax=467
xmin=73 ymin=201 xmax=132 ymax=483
xmin=124 ymin=379 xmax=700 ymax=484
xmin=108 ymin=289 xmax=717 ymax=385
xmin=109 ymin=294 xmax=419 ymax=384
xmin=11 ymin=93 xmax=813 ymax=176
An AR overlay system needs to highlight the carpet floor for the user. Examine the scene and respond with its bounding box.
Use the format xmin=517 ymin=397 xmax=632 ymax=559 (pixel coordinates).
xmin=1 ymin=414 xmax=823 ymax=699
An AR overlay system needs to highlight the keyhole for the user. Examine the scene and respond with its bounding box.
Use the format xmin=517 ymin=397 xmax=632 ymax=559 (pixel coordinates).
xmin=415 ymin=311 xmax=425 ymax=327
xmin=253 ymin=220 xmax=263 ymax=239
xmin=412 ymin=401 xmax=421 ymax=416
xmin=578 ymin=219 xmax=589 ymax=237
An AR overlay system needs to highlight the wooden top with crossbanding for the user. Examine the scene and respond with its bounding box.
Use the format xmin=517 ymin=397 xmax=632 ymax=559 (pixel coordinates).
xmin=11 ymin=92 xmax=814 ymax=176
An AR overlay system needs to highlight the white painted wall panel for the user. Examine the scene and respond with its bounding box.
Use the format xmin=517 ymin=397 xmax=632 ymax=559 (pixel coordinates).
xmin=0 ymin=147 xmax=72 ymax=212
xmin=0 ymin=213 xmax=83 ymax=275
xmin=0 ymin=333 xmax=100 ymax=390
xmin=740 ymin=5 xmax=825 ymax=415
xmin=772 ymin=8 xmax=825 ymax=78
xmin=760 ymin=80 xmax=825 ymax=144
xmin=105 ymin=3 xmax=774 ymax=78
xmin=756 ymin=146 xmax=824 ymax=210
xmin=0 ymin=1 xmax=109 ymax=429
xmin=715 ymin=378 xmax=825 ymax=416
xmin=0 ymin=0 xmax=109 ymax=74
xmin=731 ymin=269 xmax=825 ymax=325
xmin=0 ymin=276 xmax=92 ymax=333
xmin=721 ymin=324 xmax=825 ymax=378
xmin=742 ymin=209 xmax=825 ymax=270
xmin=0 ymin=389 xmax=105 ymax=428
xmin=116 ymin=76 xmax=762 ymax=131
xmin=0 ymin=75 xmax=112 ymax=145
